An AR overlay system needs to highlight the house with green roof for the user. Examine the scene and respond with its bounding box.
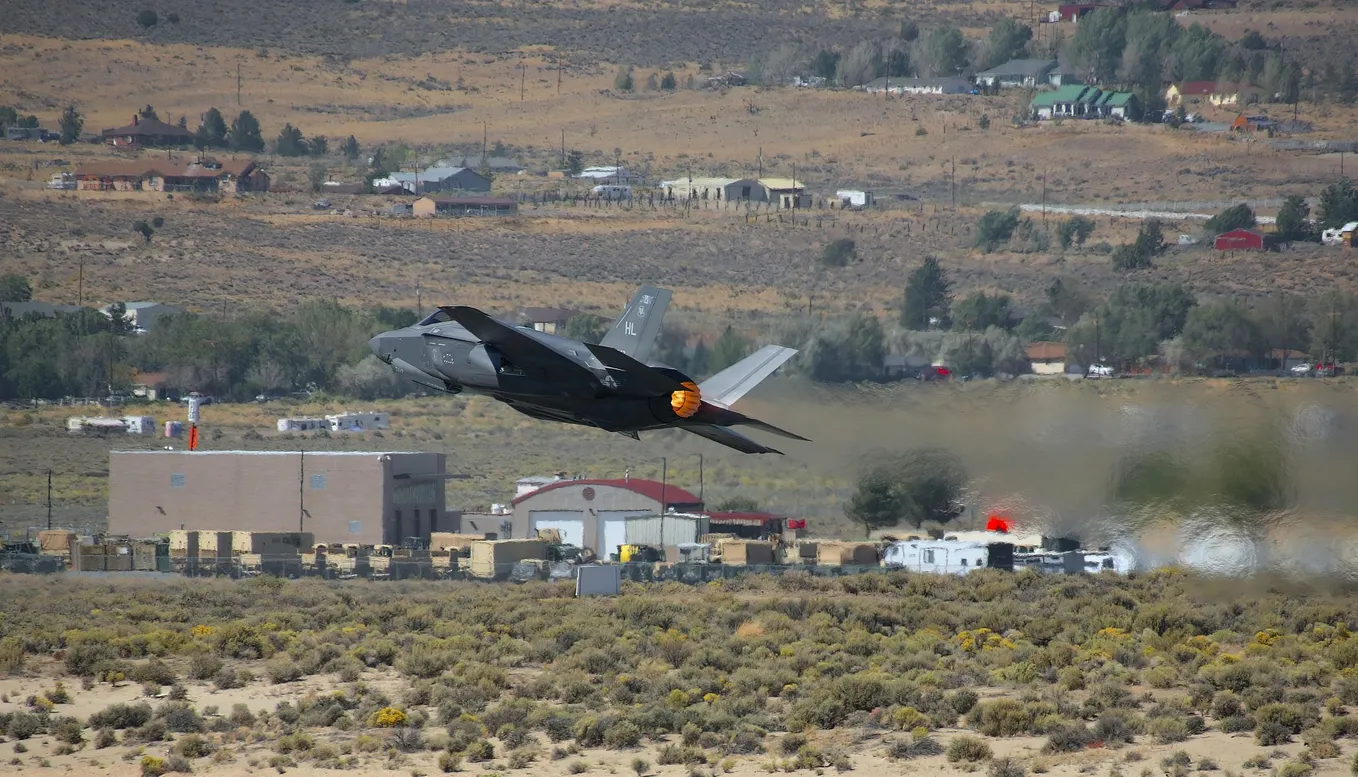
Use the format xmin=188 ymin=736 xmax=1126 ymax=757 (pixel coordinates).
xmin=1031 ymin=85 xmax=1139 ymax=121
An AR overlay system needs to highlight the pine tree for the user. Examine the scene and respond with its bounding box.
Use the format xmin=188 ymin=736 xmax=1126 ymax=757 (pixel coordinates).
xmin=58 ymin=105 xmax=83 ymax=145
xmin=195 ymin=108 xmax=228 ymax=149
xmin=228 ymin=110 xmax=265 ymax=152
xmin=901 ymin=256 xmax=952 ymax=330
xmin=275 ymin=123 xmax=307 ymax=156
xmin=341 ymin=135 xmax=360 ymax=161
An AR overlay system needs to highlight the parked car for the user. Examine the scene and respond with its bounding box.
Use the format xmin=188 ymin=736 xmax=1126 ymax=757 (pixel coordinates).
xmin=1290 ymin=362 xmax=1313 ymax=376
xmin=1087 ymin=364 xmax=1114 ymax=378
xmin=313 ymin=199 xmax=331 ymax=210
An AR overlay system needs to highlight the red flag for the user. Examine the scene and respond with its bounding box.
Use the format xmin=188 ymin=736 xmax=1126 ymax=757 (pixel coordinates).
xmin=985 ymin=514 xmax=1011 ymax=532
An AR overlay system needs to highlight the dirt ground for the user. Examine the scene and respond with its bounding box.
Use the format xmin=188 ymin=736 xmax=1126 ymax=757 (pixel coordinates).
xmin=0 ymin=656 xmax=1344 ymax=776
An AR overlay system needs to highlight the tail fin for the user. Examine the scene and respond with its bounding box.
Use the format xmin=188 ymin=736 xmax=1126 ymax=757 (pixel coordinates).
xmin=599 ymin=285 xmax=670 ymax=362
xmin=698 ymin=344 xmax=798 ymax=408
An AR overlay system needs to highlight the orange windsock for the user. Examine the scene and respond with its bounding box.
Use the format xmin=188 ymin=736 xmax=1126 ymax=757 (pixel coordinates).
xmin=985 ymin=514 xmax=1011 ymax=533
xmin=188 ymin=424 xmax=199 ymax=451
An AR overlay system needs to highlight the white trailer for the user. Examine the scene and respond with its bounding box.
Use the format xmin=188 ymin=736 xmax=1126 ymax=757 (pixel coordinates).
xmin=325 ymin=412 xmax=390 ymax=432
xmin=122 ymin=415 xmax=157 ymax=435
xmin=882 ymin=539 xmax=993 ymax=574
xmin=276 ymin=417 xmax=327 ymax=432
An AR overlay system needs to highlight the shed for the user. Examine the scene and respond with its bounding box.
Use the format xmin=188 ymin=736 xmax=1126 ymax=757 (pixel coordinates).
xmin=512 ymin=477 xmax=702 ymax=554
xmin=1025 ymin=341 xmax=1068 ymax=375
xmin=1213 ymin=228 xmax=1265 ymax=251
xmin=413 ymin=196 xmax=518 ymax=217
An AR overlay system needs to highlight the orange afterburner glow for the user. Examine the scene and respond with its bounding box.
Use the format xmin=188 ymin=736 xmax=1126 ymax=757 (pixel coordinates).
xmin=671 ymin=381 xmax=701 ymax=418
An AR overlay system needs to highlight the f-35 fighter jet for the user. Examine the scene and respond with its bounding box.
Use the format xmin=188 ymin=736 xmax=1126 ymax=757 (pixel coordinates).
xmin=367 ymin=286 xmax=808 ymax=454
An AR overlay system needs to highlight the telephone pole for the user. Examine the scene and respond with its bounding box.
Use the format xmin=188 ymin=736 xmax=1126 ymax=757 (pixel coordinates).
xmin=950 ymin=156 xmax=956 ymax=210
xmin=520 ymin=59 xmax=526 ymax=102
xmin=236 ymin=63 xmax=242 ymax=106
xmin=557 ymin=60 xmax=563 ymax=94
xmin=46 ymin=470 xmax=52 ymax=531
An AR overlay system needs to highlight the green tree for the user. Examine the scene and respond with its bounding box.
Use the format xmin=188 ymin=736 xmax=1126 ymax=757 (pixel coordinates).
xmin=1067 ymin=7 xmax=1127 ymax=84
xmin=275 ymin=123 xmax=307 ymax=156
xmin=1045 ymin=277 xmax=1091 ymax=327
xmin=980 ymin=18 xmax=1032 ymax=70
xmin=1274 ymin=195 xmax=1314 ymax=243
xmin=1171 ymin=24 xmax=1224 ymax=82
xmin=901 ymin=256 xmax=952 ymax=330
xmin=974 ymin=208 xmax=1021 ymax=253
xmin=1112 ymin=218 xmax=1166 ymax=271
xmin=307 ymin=163 xmax=327 ymax=194
xmin=613 ymin=66 xmax=635 ymax=92
xmin=341 ymin=135 xmax=360 ymax=161
xmin=845 ymin=448 xmax=966 ymax=536
xmin=0 ymin=274 xmax=33 ymax=301
xmin=1310 ymin=291 xmax=1358 ymax=362
xmin=1203 ymin=203 xmax=1256 ymax=236
xmin=563 ymin=314 xmax=609 ymax=344
xmin=660 ymin=72 xmax=677 ymax=90
xmin=710 ymin=326 xmax=750 ymax=372
xmin=195 ymin=108 xmax=228 ymax=149
xmin=919 ymin=26 xmax=969 ymax=77
xmin=1317 ymin=178 xmax=1358 ymax=229
xmin=136 ymin=9 xmax=158 ymax=28
xmin=309 ymin=135 xmax=328 ymax=156
xmin=820 ymin=238 xmax=856 ymax=268
xmin=714 ymin=496 xmax=760 ymax=512
xmin=899 ymin=20 xmax=920 ymax=42
xmin=1255 ymin=293 xmax=1311 ymax=357
xmin=133 ymin=220 xmax=154 ymax=243
xmin=368 ymin=147 xmax=390 ymax=181
xmin=139 ymin=104 xmax=159 ymax=121
xmin=566 ymin=150 xmax=584 ymax=177
xmin=952 ymin=292 xmax=1013 ymax=331
xmin=58 ymin=105 xmax=82 ymax=145
xmin=810 ymin=313 xmax=886 ymax=383
xmin=0 ymin=107 xmax=17 ymax=132
xmin=228 ymin=110 xmax=265 ymax=152
xmin=812 ymin=50 xmax=841 ymax=81
xmin=1118 ymin=10 xmax=1178 ymax=89
xmin=1066 ymin=282 xmax=1195 ymax=366
xmin=1057 ymin=216 xmax=1095 ymax=249
xmin=1181 ymin=299 xmax=1264 ymax=366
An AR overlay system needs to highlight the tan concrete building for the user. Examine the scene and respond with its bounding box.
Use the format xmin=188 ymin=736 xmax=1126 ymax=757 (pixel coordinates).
xmin=109 ymin=451 xmax=452 ymax=545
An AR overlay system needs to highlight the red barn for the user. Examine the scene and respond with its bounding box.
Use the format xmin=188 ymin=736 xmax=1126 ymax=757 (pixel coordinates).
xmin=1214 ymin=229 xmax=1265 ymax=251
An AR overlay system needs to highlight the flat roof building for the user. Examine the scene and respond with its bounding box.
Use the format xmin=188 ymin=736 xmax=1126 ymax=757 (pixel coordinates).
xmin=109 ymin=450 xmax=452 ymax=546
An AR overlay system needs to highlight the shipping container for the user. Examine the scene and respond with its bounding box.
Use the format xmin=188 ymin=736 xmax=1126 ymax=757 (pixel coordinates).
xmin=197 ymin=531 xmax=234 ymax=558
xmin=37 ymin=530 xmax=77 ymax=555
xmin=719 ymin=540 xmax=775 ymax=565
xmin=815 ymin=541 xmax=879 ymax=566
xmin=622 ymin=514 xmax=709 ymax=548
xmin=230 ymin=531 xmax=315 ymax=555
xmin=429 ymin=533 xmax=487 ymax=553
xmin=469 ymin=539 xmax=547 ymax=579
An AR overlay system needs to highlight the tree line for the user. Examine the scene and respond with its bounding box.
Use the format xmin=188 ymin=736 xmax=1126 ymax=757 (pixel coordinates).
xmin=750 ymin=8 xmax=1325 ymax=107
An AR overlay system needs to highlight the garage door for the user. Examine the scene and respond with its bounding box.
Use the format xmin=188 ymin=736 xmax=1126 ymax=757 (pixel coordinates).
xmin=597 ymin=510 xmax=651 ymax=560
xmin=530 ymin=511 xmax=585 ymax=548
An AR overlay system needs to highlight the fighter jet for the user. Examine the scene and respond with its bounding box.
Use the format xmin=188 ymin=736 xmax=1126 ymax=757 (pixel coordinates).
xmin=367 ymin=285 xmax=808 ymax=454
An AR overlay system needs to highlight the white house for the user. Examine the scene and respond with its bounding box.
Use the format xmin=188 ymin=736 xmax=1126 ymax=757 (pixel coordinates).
xmin=577 ymin=166 xmax=646 ymax=186
xmin=974 ymin=59 xmax=1059 ymax=89
xmin=835 ymin=190 xmax=875 ymax=207
xmin=860 ymin=77 xmax=973 ymax=95
xmin=102 ymin=302 xmax=180 ymax=332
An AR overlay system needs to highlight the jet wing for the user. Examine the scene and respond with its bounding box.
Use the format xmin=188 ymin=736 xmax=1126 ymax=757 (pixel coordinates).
xmin=439 ymin=306 xmax=592 ymax=379
xmin=680 ymin=423 xmax=784 ymax=455
xmin=693 ymin=403 xmax=811 ymax=441
xmin=585 ymin=343 xmax=687 ymax=395
xmin=699 ymin=345 xmax=798 ymax=408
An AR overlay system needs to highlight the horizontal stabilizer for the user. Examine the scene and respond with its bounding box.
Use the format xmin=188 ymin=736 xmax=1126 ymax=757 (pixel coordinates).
xmin=600 ymin=285 xmax=671 ymax=362
xmin=680 ymin=423 xmax=783 ymax=455
xmin=585 ymin=343 xmax=687 ymax=394
xmin=694 ymin=403 xmax=811 ymax=442
xmin=699 ymin=345 xmax=798 ymax=408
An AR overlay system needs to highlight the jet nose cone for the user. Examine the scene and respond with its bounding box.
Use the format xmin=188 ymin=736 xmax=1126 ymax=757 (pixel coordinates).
xmin=369 ymin=332 xmax=390 ymax=361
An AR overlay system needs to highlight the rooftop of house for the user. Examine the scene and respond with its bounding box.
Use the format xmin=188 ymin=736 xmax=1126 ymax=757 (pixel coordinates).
xmin=975 ymin=59 xmax=1058 ymax=78
xmin=419 ymin=195 xmax=517 ymax=206
xmin=1025 ymin=341 xmax=1068 ymax=361
xmin=1031 ymin=84 xmax=1098 ymax=106
xmin=1174 ymin=81 xmax=1262 ymax=96
xmin=759 ymin=177 xmax=803 ymax=190
xmin=439 ymin=156 xmax=522 ymax=170
xmin=74 ymin=158 xmax=258 ymax=179
xmin=101 ymin=117 xmax=194 ymax=138
xmin=863 ymin=76 xmax=972 ymax=89
xmin=510 ymin=477 xmax=701 ymax=506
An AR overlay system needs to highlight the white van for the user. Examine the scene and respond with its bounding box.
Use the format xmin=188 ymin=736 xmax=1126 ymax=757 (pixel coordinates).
xmin=591 ymin=184 xmax=632 ymax=199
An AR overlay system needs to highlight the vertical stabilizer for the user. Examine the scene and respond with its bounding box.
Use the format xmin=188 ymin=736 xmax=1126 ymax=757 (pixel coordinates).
xmin=599 ymin=285 xmax=671 ymax=362
xmin=697 ymin=345 xmax=798 ymax=408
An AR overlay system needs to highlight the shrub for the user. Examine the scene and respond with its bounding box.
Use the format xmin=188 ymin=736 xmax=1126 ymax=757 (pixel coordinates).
xmin=1095 ymin=710 xmax=1141 ymax=744
xmin=507 ymin=749 xmax=536 ymax=769
xmin=437 ymin=752 xmax=462 ymax=773
xmin=266 ymin=658 xmax=302 ymax=684
xmin=141 ymin=755 xmax=168 ymax=776
xmin=568 ymin=760 xmax=590 ymax=774
xmin=1147 ymin=716 xmax=1190 ymax=744
xmin=52 ymin=716 xmax=83 ymax=745
xmin=632 ymin=757 xmax=650 ymax=775
xmin=95 ymin=729 xmax=118 ymax=749
xmin=821 ymin=238 xmax=856 ymax=268
xmin=973 ymin=699 xmax=1031 ymax=737
xmin=975 ymin=208 xmax=1021 ymax=253
xmin=188 ymin=654 xmax=224 ymax=681
xmin=1044 ymin=723 xmax=1094 ymax=753
xmin=136 ymin=9 xmax=159 ymax=28
xmin=46 ymin=682 xmax=71 ymax=704
xmin=161 ymin=705 xmax=204 ymax=733
xmin=130 ymin=660 xmax=178 ymax=687
xmin=603 ymin=720 xmax=642 ymax=750
xmin=778 ymin=733 xmax=807 ymax=756
xmin=1278 ymin=760 xmax=1314 ymax=777
xmin=372 ymin=707 xmax=407 ymax=728
xmin=951 ymin=690 xmax=981 ymax=716
xmin=947 ymin=735 xmax=993 ymax=763
xmin=165 ymin=754 xmax=191 ymax=773
xmin=1219 ymin=715 xmax=1255 ymax=733
xmin=6 ymin=712 xmax=41 ymax=740
xmin=174 ymin=734 xmax=214 ymax=758
xmin=657 ymin=744 xmax=705 ymax=765
xmin=990 ymin=756 xmax=1026 ymax=777
xmin=464 ymin=739 xmax=494 ymax=762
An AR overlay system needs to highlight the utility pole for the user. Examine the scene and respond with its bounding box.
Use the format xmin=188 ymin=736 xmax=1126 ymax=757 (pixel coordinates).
xmin=46 ymin=470 xmax=52 ymax=531
xmin=237 ymin=63 xmax=242 ymax=106
xmin=1041 ymin=169 xmax=1047 ymax=227
xmin=560 ymin=129 xmax=565 ymax=168
xmin=482 ymin=122 xmax=488 ymax=168
xmin=758 ymin=146 xmax=763 ymax=179
xmin=557 ymin=59 xmax=563 ymax=95
xmin=697 ymin=453 xmax=704 ymax=504
xmin=77 ymin=257 xmax=83 ymax=308
xmin=520 ymin=59 xmax=526 ymax=102
xmin=416 ymin=279 xmax=422 ymax=316
xmin=299 ymin=447 xmax=305 ymax=534
xmin=950 ymin=156 xmax=956 ymax=210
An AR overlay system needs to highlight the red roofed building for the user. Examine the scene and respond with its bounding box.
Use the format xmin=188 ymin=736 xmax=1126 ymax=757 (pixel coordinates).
xmin=1214 ymin=228 xmax=1265 ymax=251
xmin=510 ymin=477 xmax=703 ymax=552
xmin=74 ymin=157 xmax=269 ymax=193
xmin=101 ymin=115 xmax=194 ymax=148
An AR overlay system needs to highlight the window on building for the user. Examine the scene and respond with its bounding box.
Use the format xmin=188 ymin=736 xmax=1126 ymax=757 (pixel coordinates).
xmin=170 ymin=473 xmax=186 ymax=488
xmin=923 ymin=549 xmax=935 ymax=564
xmin=348 ymin=521 xmax=362 ymax=534
xmin=393 ymin=481 xmax=436 ymax=504
xmin=961 ymin=558 xmax=968 ymax=566
xmin=742 ymin=186 xmax=751 ymax=198
xmin=309 ymin=473 xmax=327 ymax=490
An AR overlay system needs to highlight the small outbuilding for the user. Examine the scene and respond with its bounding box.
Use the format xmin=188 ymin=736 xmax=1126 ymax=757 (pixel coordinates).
xmin=413 ymin=196 xmax=518 ymax=217
xmin=1213 ymin=228 xmax=1265 ymax=251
